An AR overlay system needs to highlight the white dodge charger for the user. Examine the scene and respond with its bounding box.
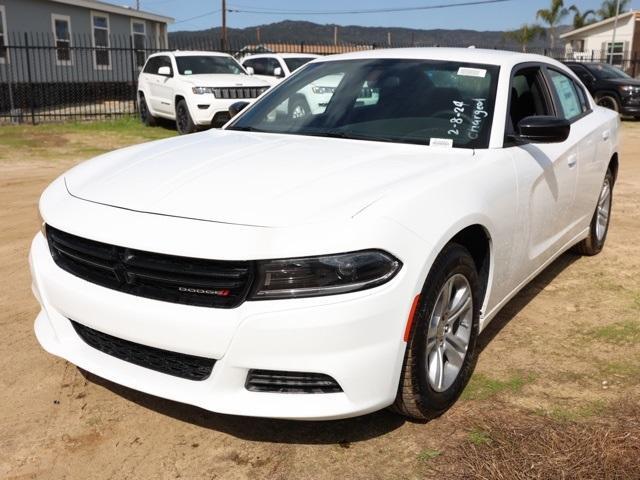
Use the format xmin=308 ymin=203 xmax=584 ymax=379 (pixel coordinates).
xmin=30 ymin=48 xmax=619 ymax=420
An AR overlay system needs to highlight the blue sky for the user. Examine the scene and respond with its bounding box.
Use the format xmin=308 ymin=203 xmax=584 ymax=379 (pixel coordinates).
xmin=133 ymin=0 xmax=638 ymax=32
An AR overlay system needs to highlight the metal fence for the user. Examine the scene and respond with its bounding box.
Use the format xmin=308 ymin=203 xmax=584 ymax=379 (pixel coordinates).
xmin=2 ymin=31 xmax=639 ymax=125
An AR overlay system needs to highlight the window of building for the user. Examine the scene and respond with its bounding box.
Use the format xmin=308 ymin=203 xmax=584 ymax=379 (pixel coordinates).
xmin=51 ymin=14 xmax=72 ymax=66
xmin=131 ymin=20 xmax=146 ymax=69
xmin=605 ymin=42 xmax=624 ymax=66
xmin=0 ymin=5 xmax=7 ymax=64
xmin=91 ymin=12 xmax=110 ymax=69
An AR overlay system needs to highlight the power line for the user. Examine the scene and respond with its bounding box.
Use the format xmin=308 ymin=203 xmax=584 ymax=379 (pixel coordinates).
xmin=227 ymin=0 xmax=512 ymax=16
xmin=173 ymin=9 xmax=221 ymax=25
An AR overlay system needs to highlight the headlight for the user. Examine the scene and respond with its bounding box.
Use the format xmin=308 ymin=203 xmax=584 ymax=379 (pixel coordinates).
xmin=618 ymin=85 xmax=640 ymax=94
xmin=250 ymin=250 xmax=402 ymax=300
xmin=192 ymin=87 xmax=215 ymax=95
xmin=312 ymin=86 xmax=336 ymax=94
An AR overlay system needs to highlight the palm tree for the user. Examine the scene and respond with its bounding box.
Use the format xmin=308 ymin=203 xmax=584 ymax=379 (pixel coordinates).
xmin=569 ymin=5 xmax=596 ymax=29
xmin=504 ymin=24 xmax=546 ymax=52
xmin=598 ymin=0 xmax=631 ymax=20
xmin=536 ymin=0 xmax=569 ymax=49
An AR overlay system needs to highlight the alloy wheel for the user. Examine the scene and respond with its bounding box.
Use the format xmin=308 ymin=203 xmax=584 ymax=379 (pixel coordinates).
xmin=596 ymin=176 xmax=612 ymax=242
xmin=426 ymin=273 xmax=473 ymax=392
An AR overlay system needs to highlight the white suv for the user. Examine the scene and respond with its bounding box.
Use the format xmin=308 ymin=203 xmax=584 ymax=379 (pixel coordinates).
xmin=138 ymin=51 xmax=271 ymax=134
xmin=241 ymin=53 xmax=320 ymax=85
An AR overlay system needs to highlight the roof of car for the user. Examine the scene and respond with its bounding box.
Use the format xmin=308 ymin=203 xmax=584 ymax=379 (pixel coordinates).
xmin=310 ymin=48 xmax=563 ymax=69
xmin=243 ymin=53 xmax=321 ymax=59
xmin=150 ymin=51 xmax=233 ymax=58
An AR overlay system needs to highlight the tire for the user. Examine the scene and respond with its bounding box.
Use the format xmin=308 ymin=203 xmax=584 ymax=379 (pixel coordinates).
xmin=175 ymin=99 xmax=197 ymax=135
xmin=596 ymin=94 xmax=620 ymax=113
xmin=139 ymin=94 xmax=157 ymax=127
xmin=573 ymin=168 xmax=614 ymax=256
xmin=289 ymin=96 xmax=311 ymax=120
xmin=392 ymin=243 xmax=481 ymax=421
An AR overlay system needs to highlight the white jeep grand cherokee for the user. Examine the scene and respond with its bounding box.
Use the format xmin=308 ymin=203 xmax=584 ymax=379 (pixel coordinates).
xmin=137 ymin=51 xmax=271 ymax=134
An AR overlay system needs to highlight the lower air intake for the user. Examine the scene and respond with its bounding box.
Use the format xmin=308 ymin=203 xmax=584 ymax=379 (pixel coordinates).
xmin=245 ymin=369 xmax=342 ymax=394
xmin=70 ymin=320 xmax=215 ymax=381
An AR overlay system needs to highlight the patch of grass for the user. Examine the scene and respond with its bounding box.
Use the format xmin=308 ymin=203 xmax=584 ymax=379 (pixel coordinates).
xmin=417 ymin=449 xmax=441 ymax=462
xmin=586 ymin=320 xmax=640 ymax=344
xmin=599 ymin=361 xmax=640 ymax=380
xmin=468 ymin=428 xmax=491 ymax=446
xmin=546 ymin=400 xmax=608 ymax=423
xmin=461 ymin=372 xmax=534 ymax=401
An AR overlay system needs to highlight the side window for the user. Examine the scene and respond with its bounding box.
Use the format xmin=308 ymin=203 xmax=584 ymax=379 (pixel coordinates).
xmin=249 ymin=58 xmax=268 ymax=75
xmin=265 ymin=57 xmax=281 ymax=76
xmin=242 ymin=58 xmax=257 ymax=72
xmin=156 ymin=55 xmax=173 ymax=75
xmin=143 ymin=57 xmax=157 ymax=74
xmin=508 ymin=67 xmax=552 ymax=132
xmin=547 ymin=69 xmax=583 ymax=121
xmin=568 ymin=65 xmax=594 ymax=87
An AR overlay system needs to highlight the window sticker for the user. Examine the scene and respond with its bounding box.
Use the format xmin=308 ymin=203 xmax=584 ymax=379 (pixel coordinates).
xmin=457 ymin=67 xmax=487 ymax=78
xmin=430 ymin=138 xmax=454 ymax=148
xmin=184 ymin=69 xmax=192 ymax=75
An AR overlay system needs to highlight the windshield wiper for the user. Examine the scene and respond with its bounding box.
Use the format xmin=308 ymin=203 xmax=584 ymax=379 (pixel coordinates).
xmin=298 ymin=129 xmax=397 ymax=143
xmin=225 ymin=125 xmax=265 ymax=132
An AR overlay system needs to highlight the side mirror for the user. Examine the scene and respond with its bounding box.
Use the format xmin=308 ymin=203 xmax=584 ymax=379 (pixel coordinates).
xmin=513 ymin=116 xmax=570 ymax=144
xmin=157 ymin=66 xmax=172 ymax=77
xmin=273 ymin=67 xmax=284 ymax=78
xmin=229 ymin=101 xmax=250 ymax=118
xmin=245 ymin=66 xmax=254 ymax=75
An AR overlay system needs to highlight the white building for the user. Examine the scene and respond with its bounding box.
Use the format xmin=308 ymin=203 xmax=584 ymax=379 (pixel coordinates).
xmin=560 ymin=11 xmax=640 ymax=68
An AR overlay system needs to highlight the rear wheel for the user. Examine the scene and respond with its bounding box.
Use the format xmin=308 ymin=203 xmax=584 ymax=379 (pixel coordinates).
xmin=289 ymin=96 xmax=311 ymax=120
xmin=573 ymin=169 xmax=614 ymax=256
xmin=392 ymin=243 xmax=480 ymax=420
xmin=596 ymin=94 xmax=620 ymax=113
xmin=176 ymin=99 xmax=197 ymax=135
xmin=139 ymin=94 xmax=157 ymax=127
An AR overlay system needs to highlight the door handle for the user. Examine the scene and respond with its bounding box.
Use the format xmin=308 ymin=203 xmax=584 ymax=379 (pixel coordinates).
xmin=602 ymin=130 xmax=610 ymax=141
xmin=567 ymin=153 xmax=577 ymax=168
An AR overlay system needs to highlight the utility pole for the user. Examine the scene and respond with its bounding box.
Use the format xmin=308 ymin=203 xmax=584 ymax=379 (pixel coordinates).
xmin=334 ymin=25 xmax=338 ymax=45
xmin=135 ymin=0 xmax=140 ymax=10
xmin=221 ymin=0 xmax=227 ymax=51
xmin=256 ymin=27 xmax=261 ymax=44
xmin=387 ymin=31 xmax=391 ymax=46
xmin=608 ymin=0 xmax=621 ymax=64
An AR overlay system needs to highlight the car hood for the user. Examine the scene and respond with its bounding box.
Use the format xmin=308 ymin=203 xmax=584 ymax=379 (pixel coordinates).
xmin=180 ymin=74 xmax=270 ymax=87
xmin=64 ymin=130 xmax=474 ymax=227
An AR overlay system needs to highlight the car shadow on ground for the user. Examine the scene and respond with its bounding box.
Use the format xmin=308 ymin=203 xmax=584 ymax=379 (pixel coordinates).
xmin=80 ymin=251 xmax=580 ymax=444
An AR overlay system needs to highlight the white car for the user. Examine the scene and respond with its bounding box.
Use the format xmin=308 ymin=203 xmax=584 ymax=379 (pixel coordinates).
xmin=31 ymin=48 xmax=619 ymax=421
xmin=241 ymin=53 xmax=320 ymax=85
xmin=137 ymin=51 xmax=271 ymax=134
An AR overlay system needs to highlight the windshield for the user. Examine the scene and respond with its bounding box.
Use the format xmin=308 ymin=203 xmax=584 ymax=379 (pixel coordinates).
xmin=227 ymin=59 xmax=499 ymax=148
xmin=284 ymin=57 xmax=316 ymax=72
xmin=589 ymin=63 xmax=631 ymax=80
xmin=176 ymin=56 xmax=245 ymax=75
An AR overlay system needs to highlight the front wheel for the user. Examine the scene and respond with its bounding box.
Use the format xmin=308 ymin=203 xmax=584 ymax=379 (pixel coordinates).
xmin=596 ymin=94 xmax=620 ymax=113
xmin=175 ymin=99 xmax=197 ymax=135
xmin=573 ymin=169 xmax=614 ymax=256
xmin=392 ymin=243 xmax=480 ymax=421
xmin=139 ymin=94 xmax=157 ymax=127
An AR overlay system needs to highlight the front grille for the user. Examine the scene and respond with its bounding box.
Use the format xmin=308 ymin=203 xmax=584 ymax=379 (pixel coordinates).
xmin=246 ymin=369 xmax=343 ymax=394
xmin=213 ymin=86 xmax=268 ymax=99
xmin=71 ymin=320 xmax=215 ymax=381
xmin=46 ymin=225 xmax=254 ymax=308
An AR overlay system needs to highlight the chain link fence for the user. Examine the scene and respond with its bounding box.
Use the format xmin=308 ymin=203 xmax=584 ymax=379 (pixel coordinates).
xmin=1 ymin=32 xmax=638 ymax=125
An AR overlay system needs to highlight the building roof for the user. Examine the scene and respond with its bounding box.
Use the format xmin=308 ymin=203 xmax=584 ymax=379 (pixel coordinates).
xmin=560 ymin=11 xmax=637 ymax=39
xmin=49 ymin=0 xmax=174 ymax=24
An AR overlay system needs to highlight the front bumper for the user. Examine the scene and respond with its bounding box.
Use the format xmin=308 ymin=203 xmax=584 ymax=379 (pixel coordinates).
xmin=30 ymin=230 xmax=417 ymax=420
xmin=188 ymin=96 xmax=255 ymax=126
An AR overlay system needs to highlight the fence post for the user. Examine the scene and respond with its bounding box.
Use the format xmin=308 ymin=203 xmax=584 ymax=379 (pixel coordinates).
xmin=300 ymin=41 xmax=304 ymax=53
xmin=633 ymin=52 xmax=638 ymax=78
xmin=130 ymin=36 xmax=138 ymax=114
xmin=24 ymin=33 xmax=36 ymax=125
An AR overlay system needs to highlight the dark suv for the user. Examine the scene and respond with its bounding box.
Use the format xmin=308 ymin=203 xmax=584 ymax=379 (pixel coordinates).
xmin=565 ymin=62 xmax=640 ymax=117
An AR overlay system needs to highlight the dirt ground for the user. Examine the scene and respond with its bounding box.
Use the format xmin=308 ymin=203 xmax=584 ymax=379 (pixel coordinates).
xmin=1 ymin=119 xmax=639 ymax=479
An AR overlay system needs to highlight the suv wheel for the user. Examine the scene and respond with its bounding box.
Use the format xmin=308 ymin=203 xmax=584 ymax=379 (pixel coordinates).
xmin=139 ymin=94 xmax=157 ymax=127
xmin=392 ymin=243 xmax=480 ymax=421
xmin=596 ymin=94 xmax=620 ymax=113
xmin=176 ymin=99 xmax=197 ymax=135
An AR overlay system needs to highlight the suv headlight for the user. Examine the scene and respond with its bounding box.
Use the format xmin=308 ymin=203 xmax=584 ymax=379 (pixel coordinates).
xmin=250 ymin=250 xmax=402 ymax=300
xmin=312 ymin=86 xmax=336 ymax=94
xmin=192 ymin=87 xmax=215 ymax=95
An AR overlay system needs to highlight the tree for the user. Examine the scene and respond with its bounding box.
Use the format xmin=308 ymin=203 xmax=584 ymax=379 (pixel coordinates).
xmin=569 ymin=5 xmax=596 ymax=29
xmin=597 ymin=0 xmax=631 ymax=20
xmin=504 ymin=24 xmax=546 ymax=52
xmin=536 ymin=0 xmax=569 ymax=49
